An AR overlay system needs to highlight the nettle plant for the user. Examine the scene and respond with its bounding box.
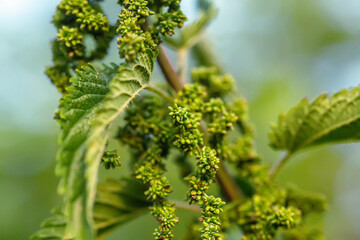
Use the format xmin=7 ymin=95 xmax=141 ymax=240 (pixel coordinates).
xmin=31 ymin=1 xmax=360 ymax=240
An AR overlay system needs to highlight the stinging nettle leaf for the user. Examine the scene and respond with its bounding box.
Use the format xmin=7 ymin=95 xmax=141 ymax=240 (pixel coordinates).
xmin=269 ymin=87 xmax=360 ymax=154
xmin=81 ymin=48 xmax=156 ymax=238
xmin=52 ymin=63 xmax=117 ymax=240
xmin=56 ymin=64 xmax=116 ymax=195
xmin=46 ymin=49 xmax=156 ymax=240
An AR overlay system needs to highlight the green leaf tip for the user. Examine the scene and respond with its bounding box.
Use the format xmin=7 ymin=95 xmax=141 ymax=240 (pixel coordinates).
xmin=269 ymin=87 xmax=360 ymax=154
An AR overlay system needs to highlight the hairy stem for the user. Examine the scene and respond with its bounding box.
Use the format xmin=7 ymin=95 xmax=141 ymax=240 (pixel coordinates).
xmin=177 ymin=48 xmax=188 ymax=84
xmin=269 ymin=152 xmax=291 ymax=179
xmin=158 ymin=46 xmax=184 ymax=92
xmin=158 ymin=45 xmax=242 ymax=202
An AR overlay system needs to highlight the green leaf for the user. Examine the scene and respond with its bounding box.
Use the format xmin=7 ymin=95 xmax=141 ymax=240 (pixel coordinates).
xmin=55 ymin=63 xmax=117 ymax=239
xmin=52 ymin=49 xmax=156 ymax=239
xmin=164 ymin=7 xmax=217 ymax=49
xmin=81 ymin=49 xmax=156 ymax=238
xmin=56 ymin=63 xmax=117 ymax=195
xmin=269 ymin=87 xmax=360 ymax=154
xmin=30 ymin=179 xmax=151 ymax=240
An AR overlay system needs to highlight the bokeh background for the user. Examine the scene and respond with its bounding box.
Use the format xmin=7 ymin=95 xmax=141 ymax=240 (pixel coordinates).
xmin=1 ymin=0 xmax=360 ymax=239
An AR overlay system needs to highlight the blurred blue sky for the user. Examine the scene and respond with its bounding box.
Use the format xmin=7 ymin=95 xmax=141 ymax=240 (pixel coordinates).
xmin=1 ymin=0 xmax=360 ymax=239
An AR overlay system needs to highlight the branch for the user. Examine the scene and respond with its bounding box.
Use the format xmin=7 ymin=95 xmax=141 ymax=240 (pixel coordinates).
xmin=269 ymin=152 xmax=292 ymax=179
xmin=157 ymin=46 xmax=184 ymax=92
xmin=217 ymin=160 xmax=242 ymax=201
xmin=177 ymin=48 xmax=188 ymax=84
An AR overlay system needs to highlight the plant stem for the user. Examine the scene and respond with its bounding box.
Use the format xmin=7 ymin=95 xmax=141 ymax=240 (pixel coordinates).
xmin=157 ymin=46 xmax=184 ymax=92
xmin=173 ymin=200 xmax=201 ymax=213
xmin=145 ymin=85 xmax=173 ymax=103
xmin=177 ymin=48 xmax=188 ymax=84
xmin=217 ymin=160 xmax=242 ymax=201
xmin=157 ymin=45 xmax=242 ymax=202
xmin=269 ymin=152 xmax=291 ymax=179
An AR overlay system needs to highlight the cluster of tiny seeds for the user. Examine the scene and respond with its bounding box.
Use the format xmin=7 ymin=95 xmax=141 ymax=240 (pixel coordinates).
xmin=191 ymin=67 xmax=234 ymax=98
xmin=135 ymin=146 xmax=178 ymax=240
xmin=169 ymin=105 xmax=203 ymax=155
xmin=58 ymin=0 xmax=109 ymax=32
xmin=57 ymin=26 xmax=84 ymax=57
xmin=156 ymin=10 xmax=187 ymax=36
xmin=184 ymin=147 xmax=224 ymax=240
xmin=117 ymin=95 xmax=166 ymax=151
xmin=169 ymin=85 xmax=226 ymax=239
xmin=204 ymin=98 xmax=238 ymax=136
xmin=200 ymin=195 xmax=225 ymax=240
xmin=175 ymin=84 xmax=207 ymax=112
xmin=44 ymin=64 xmax=70 ymax=93
xmin=48 ymin=0 xmax=112 ymax=92
xmin=236 ymin=194 xmax=301 ymax=240
xmin=101 ymin=150 xmax=121 ymax=169
xmin=116 ymin=0 xmax=157 ymax=61
xmin=116 ymin=95 xmax=178 ymax=240
xmin=150 ymin=0 xmax=187 ymax=37
xmin=151 ymin=202 xmax=179 ymax=240
xmin=117 ymin=0 xmax=186 ymax=61
xmin=188 ymin=147 xmax=225 ymax=240
xmin=57 ymin=0 xmax=110 ymax=56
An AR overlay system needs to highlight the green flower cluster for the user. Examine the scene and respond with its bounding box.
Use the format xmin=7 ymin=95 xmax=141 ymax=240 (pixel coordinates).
xmin=57 ymin=26 xmax=84 ymax=57
xmin=101 ymin=150 xmax=121 ymax=169
xmin=58 ymin=0 xmax=109 ymax=32
xmin=220 ymin=96 xmax=259 ymax=169
xmin=135 ymin=147 xmax=178 ymax=240
xmin=192 ymin=67 xmax=234 ymax=98
xmin=117 ymin=95 xmax=178 ymax=240
xmin=117 ymin=95 xmax=166 ymax=152
xmin=185 ymin=147 xmax=220 ymax=205
xmin=116 ymin=0 xmax=157 ymax=61
xmin=224 ymin=162 xmax=327 ymax=240
xmin=155 ymin=8 xmax=187 ymax=36
xmin=48 ymin=0 xmax=113 ymax=92
xmin=117 ymin=0 xmax=186 ymax=61
xmin=169 ymin=84 xmax=229 ymax=239
xmin=135 ymin=148 xmax=172 ymax=201
xmin=174 ymin=84 xmax=207 ymax=112
xmin=169 ymin=105 xmax=203 ymax=155
xmin=231 ymin=194 xmax=301 ymax=240
xmin=188 ymin=147 xmax=225 ymax=240
xmin=204 ymin=98 xmax=238 ymax=137
xmin=151 ymin=202 xmax=179 ymax=240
